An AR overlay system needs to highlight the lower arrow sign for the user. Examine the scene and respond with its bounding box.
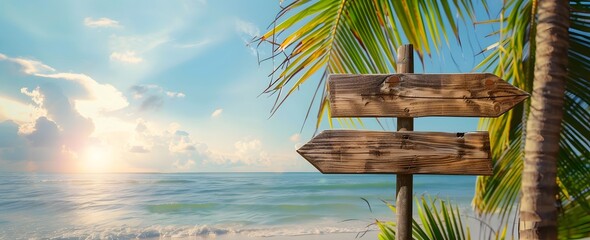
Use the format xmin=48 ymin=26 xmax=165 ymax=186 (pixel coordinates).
xmin=297 ymin=130 xmax=492 ymax=175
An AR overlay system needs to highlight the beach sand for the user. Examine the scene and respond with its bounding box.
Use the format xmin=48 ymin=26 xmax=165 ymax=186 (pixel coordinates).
xmin=214 ymin=231 xmax=379 ymax=240
xmin=260 ymin=232 xmax=378 ymax=240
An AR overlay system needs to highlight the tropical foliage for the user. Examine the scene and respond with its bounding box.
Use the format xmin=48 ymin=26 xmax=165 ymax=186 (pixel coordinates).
xmin=376 ymin=197 xmax=480 ymax=240
xmin=256 ymin=0 xmax=474 ymax=128
xmin=256 ymin=0 xmax=590 ymax=238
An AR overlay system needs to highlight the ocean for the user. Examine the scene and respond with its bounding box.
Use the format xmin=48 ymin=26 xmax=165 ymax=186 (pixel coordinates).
xmin=0 ymin=172 xmax=477 ymax=239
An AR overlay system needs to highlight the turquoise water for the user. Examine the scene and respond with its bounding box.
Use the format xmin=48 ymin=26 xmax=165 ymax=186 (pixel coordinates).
xmin=0 ymin=172 xmax=476 ymax=239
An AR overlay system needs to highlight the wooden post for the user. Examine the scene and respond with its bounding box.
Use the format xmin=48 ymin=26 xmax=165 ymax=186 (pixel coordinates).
xmin=396 ymin=44 xmax=413 ymax=240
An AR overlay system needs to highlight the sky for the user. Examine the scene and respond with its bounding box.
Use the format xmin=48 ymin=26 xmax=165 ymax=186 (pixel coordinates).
xmin=0 ymin=1 xmax=498 ymax=173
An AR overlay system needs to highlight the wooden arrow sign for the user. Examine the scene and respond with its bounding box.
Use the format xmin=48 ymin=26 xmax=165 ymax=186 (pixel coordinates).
xmin=329 ymin=73 xmax=529 ymax=117
xmin=297 ymin=130 xmax=492 ymax=175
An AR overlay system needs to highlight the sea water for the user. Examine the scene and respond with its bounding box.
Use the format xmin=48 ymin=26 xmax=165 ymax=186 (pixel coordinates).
xmin=0 ymin=172 xmax=476 ymax=239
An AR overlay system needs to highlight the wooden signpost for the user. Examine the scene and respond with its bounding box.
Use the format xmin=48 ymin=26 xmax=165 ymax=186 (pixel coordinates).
xmin=297 ymin=44 xmax=529 ymax=240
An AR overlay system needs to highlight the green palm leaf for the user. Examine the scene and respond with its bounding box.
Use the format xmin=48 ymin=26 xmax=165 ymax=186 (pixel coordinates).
xmin=256 ymin=0 xmax=473 ymax=128
xmin=377 ymin=196 xmax=504 ymax=240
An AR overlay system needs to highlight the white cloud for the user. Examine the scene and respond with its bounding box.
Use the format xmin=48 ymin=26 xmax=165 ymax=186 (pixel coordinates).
xmin=104 ymin=14 xmax=229 ymax=83
xmin=129 ymin=145 xmax=150 ymax=153
xmin=0 ymin=54 xmax=129 ymax=119
xmin=126 ymin=119 xmax=154 ymax=153
xmin=235 ymin=19 xmax=260 ymax=38
xmin=131 ymin=84 xmax=184 ymax=99
xmin=0 ymin=53 xmax=137 ymax=172
xmin=15 ymin=88 xmax=47 ymax=133
xmin=173 ymin=159 xmax=195 ymax=171
xmin=33 ymin=72 xmax=129 ymax=118
xmin=138 ymin=95 xmax=163 ymax=111
xmin=110 ymin=51 xmax=143 ymax=64
xmin=84 ymin=17 xmax=121 ymax=28
xmin=26 ymin=117 xmax=60 ymax=147
xmin=168 ymin=122 xmax=181 ymax=133
xmin=235 ymin=138 xmax=261 ymax=153
xmin=176 ymin=39 xmax=211 ymax=49
xmin=235 ymin=19 xmax=260 ymax=56
xmin=0 ymin=96 xmax=44 ymax=124
xmin=289 ymin=133 xmax=303 ymax=150
xmin=91 ymin=115 xmax=134 ymax=138
xmin=289 ymin=133 xmax=301 ymax=142
xmin=20 ymin=87 xmax=44 ymax=106
xmin=121 ymin=120 xmax=209 ymax=171
xmin=166 ymin=91 xmax=185 ymax=98
xmin=211 ymin=108 xmax=223 ymax=118
xmin=169 ymin=130 xmax=197 ymax=153
xmin=109 ymin=35 xmax=169 ymax=56
xmin=128 ymin=85 xmax=185 ymax=112
xmin=0 ymin=54 xmax=54 ymax=74
xmin=205 ymin=138 xmax=271 ymax=166
xmin=0 ymin=82 xmax=97 ymax=172
xmin=130 ymin=84 xmax=157 ymax=99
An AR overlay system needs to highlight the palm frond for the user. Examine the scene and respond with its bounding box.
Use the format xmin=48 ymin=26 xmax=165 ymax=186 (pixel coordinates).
xmin=558 ymin=186 xmax=590 ymax=239
xmin=257 ymin=0 xmax=473 ymax=129
xmin=472 ymin=127 xmax=522 ymax=225
xmin=472 ymin=0 xmax=535 ymax=225
xmin=377 ymin=196 xmax=508 ymax=240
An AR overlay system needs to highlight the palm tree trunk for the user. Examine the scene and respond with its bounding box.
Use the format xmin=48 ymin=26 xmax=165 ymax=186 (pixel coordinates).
xmin=520 ymin=0 xmax=569 ymax=239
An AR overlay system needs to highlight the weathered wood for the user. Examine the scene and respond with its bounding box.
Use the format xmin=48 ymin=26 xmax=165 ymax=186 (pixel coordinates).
xmin=396 ymin=173 xmax=413 ymax=239
xmin=296 ymin=130 xmax=493 ymax=175
xmin=396 ymin=44 xmax=414 ymax=240
xmin=329 ymin=73 xmax=529 ymax=117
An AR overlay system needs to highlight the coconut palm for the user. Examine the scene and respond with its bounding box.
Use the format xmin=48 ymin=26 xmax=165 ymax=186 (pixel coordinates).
xmin=519 ymin=0 xmax=570 ymax=238
xmin=473 ymin=0 xmax=589 ymax=238
xmin=256 ymin=0 xmax=590 ymax=239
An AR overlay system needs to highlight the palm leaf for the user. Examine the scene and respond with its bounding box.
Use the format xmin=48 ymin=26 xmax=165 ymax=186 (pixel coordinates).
xmin=558 ymin=190 xmax=590 ymax=239
xmin=256 ymin=0 xmax=473 ymax=129
xmin=467 ymin=3 xmax=535 ymax=234
xmin=376 ymin=196 xmax=508 ymax=240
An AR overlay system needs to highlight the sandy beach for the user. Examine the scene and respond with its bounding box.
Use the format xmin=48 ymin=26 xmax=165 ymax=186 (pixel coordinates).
xmin=214 ymin=231 xmax=379 ymax=240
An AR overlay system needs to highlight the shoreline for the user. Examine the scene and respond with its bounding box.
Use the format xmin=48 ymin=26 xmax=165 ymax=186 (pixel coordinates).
xmin=216 ymin=231 xmax=379 ymax=240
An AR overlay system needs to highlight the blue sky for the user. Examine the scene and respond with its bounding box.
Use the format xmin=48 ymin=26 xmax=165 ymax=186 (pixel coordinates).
xmin=0 ymin=1 xmax=498 ymax=172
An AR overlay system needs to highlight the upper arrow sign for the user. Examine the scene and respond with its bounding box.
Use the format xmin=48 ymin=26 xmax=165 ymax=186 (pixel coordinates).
xmin=297 ymin=130 xmax=492 ymax=175
xmin=329 ymin=73 xmax=529 ymax=118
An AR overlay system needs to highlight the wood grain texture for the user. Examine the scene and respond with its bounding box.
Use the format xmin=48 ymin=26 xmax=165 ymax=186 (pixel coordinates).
xmin=329 ymin=73 xmax=529 ymax=117
xmin=297 ymin=130 xmax=492 ymax=175
xmin=395 ymin=44 xmax=414 ymax=240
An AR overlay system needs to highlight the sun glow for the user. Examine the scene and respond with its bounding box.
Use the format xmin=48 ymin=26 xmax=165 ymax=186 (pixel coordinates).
xmin=82 ymin=145 xmax=112 ymax=172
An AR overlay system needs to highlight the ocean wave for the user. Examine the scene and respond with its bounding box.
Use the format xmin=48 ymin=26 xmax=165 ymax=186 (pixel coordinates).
xmin=146 ymin=203 xmax=219 ymax=213
xmin=36 ymin=224 xmax=374 ymax=239
xmin=36 ymin=179 xmax=141 ymax=185
xmin=145 ymin=202 xmax=364 ymax=215
xmin=153 ymin=179 xmax=195 ymax=184
xmin=280 ymin=182 xmax=393 ymax=191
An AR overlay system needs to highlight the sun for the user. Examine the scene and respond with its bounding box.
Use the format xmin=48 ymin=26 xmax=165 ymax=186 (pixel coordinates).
xmin=82 ymin=145 xmax=112 ymax=172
